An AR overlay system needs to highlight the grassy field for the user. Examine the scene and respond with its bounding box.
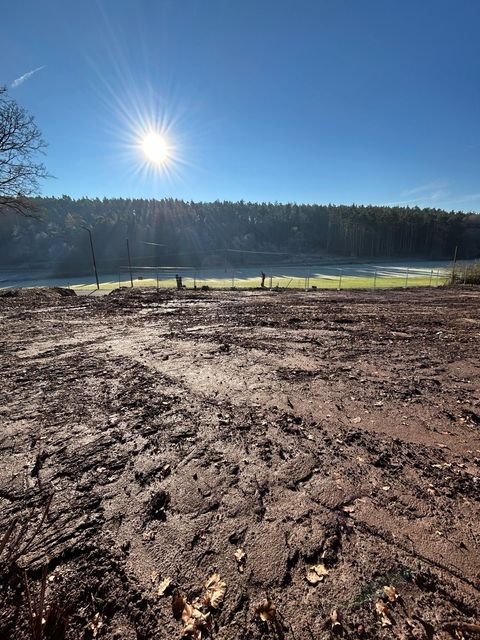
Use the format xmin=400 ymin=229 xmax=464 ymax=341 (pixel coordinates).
xmin=71 ymin=272 xmax=451 ymax=292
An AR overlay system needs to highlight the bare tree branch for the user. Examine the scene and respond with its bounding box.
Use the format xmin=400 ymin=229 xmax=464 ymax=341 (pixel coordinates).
xmin=0 ymin=86 xmax=49 ymax=217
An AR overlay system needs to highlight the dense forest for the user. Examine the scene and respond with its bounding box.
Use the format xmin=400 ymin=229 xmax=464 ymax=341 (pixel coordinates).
xmin=0 ymin=197 xmax=479 ymax=276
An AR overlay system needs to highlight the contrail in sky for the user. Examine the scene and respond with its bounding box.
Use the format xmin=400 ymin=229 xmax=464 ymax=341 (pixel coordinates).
xmin=11 ymin=65 xmax=46 ymax=88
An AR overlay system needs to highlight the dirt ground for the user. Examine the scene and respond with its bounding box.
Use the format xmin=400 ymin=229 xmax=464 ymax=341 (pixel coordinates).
xmin=0 ymin=286 xmax=479 ymax=640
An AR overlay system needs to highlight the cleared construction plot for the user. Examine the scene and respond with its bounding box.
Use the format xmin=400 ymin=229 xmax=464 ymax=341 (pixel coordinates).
xmin=0 ymin=286 xmax=479 ymax=639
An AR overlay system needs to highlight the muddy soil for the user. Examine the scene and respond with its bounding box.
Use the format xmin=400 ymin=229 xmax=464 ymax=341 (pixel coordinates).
xmin=0 ymin=286 xmax=479 ymax=640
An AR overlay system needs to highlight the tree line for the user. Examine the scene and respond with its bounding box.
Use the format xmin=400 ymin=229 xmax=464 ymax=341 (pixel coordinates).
xmin=0 ymin=196 xmax=479 ymax=275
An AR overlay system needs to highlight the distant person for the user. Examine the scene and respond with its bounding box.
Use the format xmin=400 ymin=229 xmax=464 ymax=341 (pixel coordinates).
xmin=261 ymin=272 xmax=266 ymax=288
xmin=175 ymin=274 xmax=183 ymax=289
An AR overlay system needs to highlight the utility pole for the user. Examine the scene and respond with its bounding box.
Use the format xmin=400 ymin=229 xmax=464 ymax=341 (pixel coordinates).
xmin=126 ymin=238 xmax=134 ymax=288
xmin=451 ymin=245 xmax=458 ymax=284
xmin=81 ymin=226 xmax=99 ymax=290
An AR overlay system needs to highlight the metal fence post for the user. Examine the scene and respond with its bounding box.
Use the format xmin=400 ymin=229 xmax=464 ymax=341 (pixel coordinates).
xmin=404 ymin=267 xmax=409 ymax=289
xmin=338 ymin=268 xmax=343 ymax=290
xmin=429 ymin=269 xmax=433 ymax=287
xmin=126 ymin=238 xmax=133 ymax=288
xmin=373 ymin=271 xmax=377 ymax=290
xmin=451 ymin=245 xmax=458 ymax=284
xmin=156 ymin=271 xmax=159 ymax=292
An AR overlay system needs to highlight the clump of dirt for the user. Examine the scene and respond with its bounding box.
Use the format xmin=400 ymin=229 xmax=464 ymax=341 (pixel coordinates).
xmin=0 ymin=287 xmax=479 ymax=639
xmin=0 ymin=286 xmax=76 ymax=301
xmin=147 ymin=490 xmax=170 ymax=521
xmin=0 ymin=287 xmax=77 ymax=300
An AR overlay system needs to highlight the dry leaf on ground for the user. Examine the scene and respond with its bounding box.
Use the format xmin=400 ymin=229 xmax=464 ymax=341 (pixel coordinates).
xmin=375 ymin=600 xmax=393 ymax=626
xmin=331 ymin=610 xmax=341 ymax=622
xmin=173 ymin=598 xmax=211 ymax=639
xmin=306 ymin=563 xmax=329 ymax=585
xmin=234 ymin=548 xmax=246 ymax=572
xmin=89 ymin=613 xmax=103 ymax=638
xmin=158 ymin=577 xmax=172 ymax=596
xmin=181 ymin=602 xmax=195 ymax=625
xmin=330 ymin=610 xmax=343 ymax=632
xmin=204 ymin=573 xmax=227 ymax=609
xmin=172 ymin=575 xmax=226 ymax=638
xmin=256 ymin=598 xmax=276 ymax=622
xmin=161 ymin=464 xmax=171 ymax=478
xmin=182 ymin=602 xmax=211 ymax=639
xmin=383 ymin=585 xmax=399 ymax=602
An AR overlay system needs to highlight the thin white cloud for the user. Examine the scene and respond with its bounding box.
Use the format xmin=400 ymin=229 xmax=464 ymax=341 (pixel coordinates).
xmin=11 ymin=65 xmax=46 ymax=89
xmin=377 ymin=188 xmax=480 ymax=211
xmin=378 ymin=198 xmax=424 ymax=207
xmin=402 ymin=181 xmax=447 ymax=197
xmin=429 ymin=189 xmax=449 ymax=202
xmin=457 ymin=192 xmax=480 ymax=203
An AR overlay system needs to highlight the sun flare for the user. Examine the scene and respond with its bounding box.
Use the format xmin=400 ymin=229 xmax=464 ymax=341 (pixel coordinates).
xmin=141 ymin=132 xmax=169 ymax=165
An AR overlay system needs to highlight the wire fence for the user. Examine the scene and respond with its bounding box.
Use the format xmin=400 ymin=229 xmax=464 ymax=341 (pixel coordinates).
xmin=66 ymin=263 xmax=459 ymax=294
xmin=3 ymin=261 xmax=475 ymax=295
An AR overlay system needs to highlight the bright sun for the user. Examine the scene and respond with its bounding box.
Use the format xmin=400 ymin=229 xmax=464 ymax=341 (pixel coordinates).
xmin=141 ymin=132 xmax=169 ymax=165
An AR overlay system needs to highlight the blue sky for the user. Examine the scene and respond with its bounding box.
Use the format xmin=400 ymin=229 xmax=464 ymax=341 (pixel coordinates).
xmin=2 ymin=0 xmax=480 ymax=210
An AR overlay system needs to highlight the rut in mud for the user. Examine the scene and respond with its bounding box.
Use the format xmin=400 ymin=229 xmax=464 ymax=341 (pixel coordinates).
xmin=0 ymin=286 xmax=479 ymax=639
